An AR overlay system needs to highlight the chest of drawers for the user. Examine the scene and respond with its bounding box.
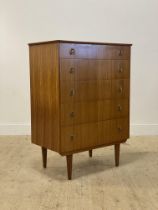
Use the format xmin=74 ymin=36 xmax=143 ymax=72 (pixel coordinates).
xmin=29 ymin=40 xmax=132 ymax=180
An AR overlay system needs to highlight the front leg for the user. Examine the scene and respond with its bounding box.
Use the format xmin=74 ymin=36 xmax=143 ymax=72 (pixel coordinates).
xmin=114 ymin=144 xmax=120 ymax=167
xmin=89 ymin=150 xmax=92 ymax=157
xmin=66 ymin=154 xmax=73 ymax=180
xmin=41 ymin=147 xmax=47 ymax=168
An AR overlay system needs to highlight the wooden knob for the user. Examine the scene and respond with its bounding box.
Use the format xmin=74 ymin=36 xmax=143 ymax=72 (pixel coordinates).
xmin=119 ymin=64 xmax=123 ymax=73
xmin=69 ymin=48 xmax=75 ymax=55
xmin=118 ymin=49 xmax=123 ymax=56
xmin=117 ymin=127 xmax=122 ymax=132
xmin=70 ymin=135 xmax=74 ymax=140
xmin=69 ymin=89 xmax=75 ymax=96
xmin=69 ymin=67 xmax=75 ymax=74
xmin=70 ymin=112 xmax=75 ymax=117
xmin=117 ymin=104 xmax=122 ymax=112
xmin=118 ymin=86 xmax=123 ymax=93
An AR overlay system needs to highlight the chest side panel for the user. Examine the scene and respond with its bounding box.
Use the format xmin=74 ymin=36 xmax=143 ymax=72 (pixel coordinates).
xmin=29 ymin=43 xmax=60 ymax=152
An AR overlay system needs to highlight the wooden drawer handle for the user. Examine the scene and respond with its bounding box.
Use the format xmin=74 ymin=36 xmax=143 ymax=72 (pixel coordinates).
xmin=118 ymin=49 xmax=123 ymax=56
xmin=118 ymin=86 xmax=123 ymax=93
xmin=69 ymin=89 xmax=75 ymax=96
xmin=69 ymin=48 xmax=75 ymax=55
xmin=70 ymin=135 xmax=74 ymax=140
xmin=119 ymin=64 xmax=123 ymax=73
xmin=117 ymin=127 xmax=123 ymax=132
xmin=70 ymin=112 xmax=75 ymax=118
xmin=69 ymin=67 xmax=75 ymax=74
xmin=117 ymin=104 xmax=122 ymax=112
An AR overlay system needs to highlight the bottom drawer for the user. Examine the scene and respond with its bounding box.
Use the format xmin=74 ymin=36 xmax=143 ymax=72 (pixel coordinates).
xmin=106 ymin=118 xmax=129 ymax=142
xmin=61 ymin=122 xmax=101 ymax=153
xmin=61 ymin=118 xmax=129 ymax=153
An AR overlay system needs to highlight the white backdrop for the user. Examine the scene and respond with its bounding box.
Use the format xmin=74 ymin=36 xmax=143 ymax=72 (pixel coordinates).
xmin=0 ymin=0 xmax=158 ymax=135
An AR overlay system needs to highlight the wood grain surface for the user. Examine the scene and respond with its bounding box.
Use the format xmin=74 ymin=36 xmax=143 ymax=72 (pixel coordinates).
xmin=29 ymin=41 xmax=131 ymax=179
xmin=29 ymin=43 xmax=60 ymax=152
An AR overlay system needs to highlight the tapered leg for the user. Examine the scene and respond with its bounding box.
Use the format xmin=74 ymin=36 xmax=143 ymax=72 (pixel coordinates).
xmin=114 ymin=144 xmax=120 ymax=167
xmin=42 ymin=147 xmax=47 ymax=168
xmin=89 ymin=150 xmax=92 ymax=157
xmin=66 ymin=155 xmax=73 ymax=180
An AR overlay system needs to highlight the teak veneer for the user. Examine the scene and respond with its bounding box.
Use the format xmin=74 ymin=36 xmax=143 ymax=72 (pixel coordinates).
xmin=29 ymin=40 xmax=132 ymax=180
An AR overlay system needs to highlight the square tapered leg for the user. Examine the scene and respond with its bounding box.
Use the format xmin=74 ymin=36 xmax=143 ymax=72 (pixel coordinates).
xmin=42 ymin=147 xmax=47 ymax=168
xmin=66 ymin=155 xmax=73 ymax=180
xmin=114 ymin=144 xmax=120 ymax=167
xmin=89 ymin=150 xmax=92 ymax=157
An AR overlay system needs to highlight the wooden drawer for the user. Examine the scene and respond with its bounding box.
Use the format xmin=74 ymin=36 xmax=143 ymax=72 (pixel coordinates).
xmin=112 ymin=60 xmax=130 ymax=79
xmin=60 ymin=59 xmax=77 ymax=81
xmin=111 ymin=99 xmax=129 ymax=118
xmin=61 ymin=100 xmax=111 ymax=126
xmin=61 ymin=125 xmax=74 ymax=152
xmin=60 ymin=80 xmax=75 ymax=104
xmin=60 ymin=80 xmax=111 ymax=103
xmin=61 ymin=102 xmax=100 ymax=126
xmin=60 ymin=59 xmax=111 ymax=81
xmin=61 ymin=99 xmax=128 ymax=126
xmin=61 ymin=122 xmax=101 ymax=153
xmin=110 ymin=118 xmax=129 ymax=142
xmin=101 ymin=120 xmax=113 ymax=144
xmin=76 ymin=80 xmax=111 ymax=102
xmin=107 ymin=46 xmax=130 ymax=60
xmin=99 ymin=100 xmax=112 ymax=120
xmin=60 ymin=43 xmax=98 ymax=59
xmin=101 ymin=118 xmax=129 ymax=144
xmin=61 ymin=118 xmax=129 ymax=153
xmin=60 ymin=43 xmax=130 ymax=59
xmin=112 ymin=79 xmax=129 ymax=98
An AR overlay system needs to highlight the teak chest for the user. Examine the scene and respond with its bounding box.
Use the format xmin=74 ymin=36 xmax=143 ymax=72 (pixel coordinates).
xmin=29 ymin=40 xmax=132 ymax=180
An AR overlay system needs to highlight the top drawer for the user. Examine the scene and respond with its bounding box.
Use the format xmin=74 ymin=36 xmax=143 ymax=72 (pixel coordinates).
xmin=60 ymin=43 xmax=130 ymax=60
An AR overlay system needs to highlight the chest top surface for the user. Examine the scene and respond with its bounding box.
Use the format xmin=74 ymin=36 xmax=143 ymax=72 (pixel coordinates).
xmin=28 ymin=40 xmax=132 ymax=46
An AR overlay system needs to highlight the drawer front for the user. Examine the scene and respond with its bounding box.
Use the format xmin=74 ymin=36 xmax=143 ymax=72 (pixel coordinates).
xmin=61 ymin=99 xmax=128 ymax=126
xmin=108 ymin=46 xmax=130 ymax=60
xmin=112 ymin=60 xmax=130 ymax=79
xmin=112 ymin=79 xmax=129 ymax=98
xmin=110 ymin=118 xmax=129 ymax=141
xmin=60 ymin=59 xmax=111 ymax=81
xmin=60 ymin=80 xmax=111 ymax=103
xmin=101 ymin=118 xmax=129 ymax=144
xmin=61 ymin=118 xmax=129 ymax=153
xmin=111 ymin=99 xmax=129 ymax=118
xmin=61 ymin=122 xmax=101 ymax=152
xmin=61 ymin=102 xmax=100 ymax=126
xmin=60 ymin=44 xmax=98 ymax=59
xmin=76 ymin=80 xmax=111 ymax=102
xmin=60 ymin=81 xmax=75 ymax=103
xmin=60 ymin=43 xmax=130 ymax=59
xmin=60 ymin=59 xmax=77 ymax=81
xmin=61 ymin=103 xmax=74 ymax=126
xmin=61 ymin=126 xmax=74 ymax=152
xmin=61 ymin=100 xmax=111 ymax=126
